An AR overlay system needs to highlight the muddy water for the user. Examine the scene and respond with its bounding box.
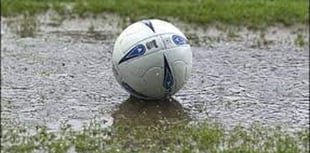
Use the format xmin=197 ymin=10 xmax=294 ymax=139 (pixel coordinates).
xmin=1 ymin=14 xmax=309 ymax=132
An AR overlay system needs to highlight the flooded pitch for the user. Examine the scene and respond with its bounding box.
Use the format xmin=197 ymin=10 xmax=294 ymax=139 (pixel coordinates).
xmin=1 ymin=14 xmax=309 ymax=132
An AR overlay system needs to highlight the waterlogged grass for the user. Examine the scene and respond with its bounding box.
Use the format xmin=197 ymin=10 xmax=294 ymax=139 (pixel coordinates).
xmin=17 ymin=14 xmax=38 ymax=38
xmin=294 ymin=34 xmax=306 ymax=47
xmin=1 ymin=0 xmax=309 ymax=28
xmin=1 ymin=122 xmax=309 ymax=153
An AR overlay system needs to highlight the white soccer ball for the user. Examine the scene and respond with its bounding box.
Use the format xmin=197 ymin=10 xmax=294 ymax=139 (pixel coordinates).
xmin=112 ymin=19 xmax=192 ymax=100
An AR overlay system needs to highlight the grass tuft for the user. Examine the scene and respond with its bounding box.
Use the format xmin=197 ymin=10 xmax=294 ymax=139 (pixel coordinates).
xmin=17 ymin=14 xmax=39 ymax=38
xmin=294 ymin=34 xmax=306 ymax=47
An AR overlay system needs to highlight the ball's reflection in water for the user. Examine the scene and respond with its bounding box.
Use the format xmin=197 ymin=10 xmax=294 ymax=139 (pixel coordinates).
xmin=112 ymin=96 xmax=190 ymax=126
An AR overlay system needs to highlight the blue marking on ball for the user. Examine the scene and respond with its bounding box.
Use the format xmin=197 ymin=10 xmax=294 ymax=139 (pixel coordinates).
xmin=119 ymin=44 xmax=146 ymax=64
xmin=172 ymin=35 xmax=187 ymax=45
xmin=163 ymin=54 xmax=174 ymax=91
xmin=141 ymin=20 xmax=155 ymax=32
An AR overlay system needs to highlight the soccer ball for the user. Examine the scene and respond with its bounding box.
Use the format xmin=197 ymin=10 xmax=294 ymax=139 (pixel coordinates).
xmin=112 ymin=19 xmax=192 ymax=100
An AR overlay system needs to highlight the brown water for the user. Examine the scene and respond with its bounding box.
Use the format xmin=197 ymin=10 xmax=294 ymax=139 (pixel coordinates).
xmin=1 ymin=13 xmax=309 ymax=132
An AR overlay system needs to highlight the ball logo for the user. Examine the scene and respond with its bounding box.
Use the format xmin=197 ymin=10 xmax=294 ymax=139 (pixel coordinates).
xmin=146 ymin=39 xmax=158 ymax=50
xmin=119 ymin=44 xmax=146 ymax=64
xmin=172 ymin=35 xmax=187 ymax=45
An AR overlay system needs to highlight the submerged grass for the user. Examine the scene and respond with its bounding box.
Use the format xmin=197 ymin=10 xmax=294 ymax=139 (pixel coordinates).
xmin=4 ymin=13 xmax=39 ymax=38
xmin=1 ymin=0 xmax=309 ymax=28
xmin=1 ymin=122 xmax=309 ymax=153
xmin=294 ymin=34 xmax=306 ymax=47
xmin=18 ymin=14 xmax=38 ymax=38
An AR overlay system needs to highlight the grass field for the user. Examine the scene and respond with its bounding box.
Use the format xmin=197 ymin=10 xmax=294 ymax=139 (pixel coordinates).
xmin=2 ymin=122 xmax=309 ymax=153
xmin=1 ymin=0 xmax=309 ymax=28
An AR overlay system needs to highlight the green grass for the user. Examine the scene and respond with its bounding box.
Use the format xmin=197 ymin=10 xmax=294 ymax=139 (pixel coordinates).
xmin=1 ymin=0 xmax=309 ymax=28
xmin=1 ymin=122 xmax=309 ymax=153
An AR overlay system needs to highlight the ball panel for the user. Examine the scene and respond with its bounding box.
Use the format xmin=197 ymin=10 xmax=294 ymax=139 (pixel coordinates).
xmin=113 ymin=22 xmax=154 ymax=56
xmin=118 ymin=49 xmax=164 ymax=78
xmin=172 ymin=61 xmax=187 ymax=93
xmin=121 ymin=81 xmax=149 ymax=99
xmin=120 ymin=71 xmax=147 ymax=97
xmin=161 ymin=46 xmax=192 ymax=94
xmin=142 ymin=67 xmax=164 ymax=98
xmin=162 ymin=46 xmax=192 ymax=65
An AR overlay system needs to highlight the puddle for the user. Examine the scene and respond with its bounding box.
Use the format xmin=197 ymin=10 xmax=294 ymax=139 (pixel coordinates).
xmin=1 ymin=13 xmax=309 ymax=132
